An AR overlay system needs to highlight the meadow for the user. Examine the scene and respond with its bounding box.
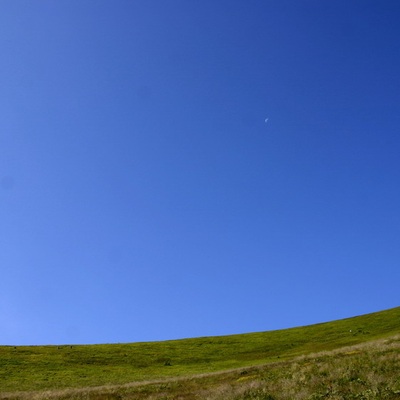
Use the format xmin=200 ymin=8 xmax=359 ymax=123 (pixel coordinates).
xmin=0 ymin=307 xmax=399 ymax=399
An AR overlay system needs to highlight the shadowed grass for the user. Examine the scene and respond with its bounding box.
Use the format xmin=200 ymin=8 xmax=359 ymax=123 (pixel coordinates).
xmin=0 ymin=306 xmax=399 ymax=397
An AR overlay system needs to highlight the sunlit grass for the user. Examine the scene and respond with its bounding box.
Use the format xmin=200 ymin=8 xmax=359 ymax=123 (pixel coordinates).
xmin=0 ymin=307 xmax=399 ymax=398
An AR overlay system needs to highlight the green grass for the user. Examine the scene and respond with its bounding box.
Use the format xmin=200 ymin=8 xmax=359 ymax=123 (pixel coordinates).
xmin=0 ymin=306 xmax=399 ymax=397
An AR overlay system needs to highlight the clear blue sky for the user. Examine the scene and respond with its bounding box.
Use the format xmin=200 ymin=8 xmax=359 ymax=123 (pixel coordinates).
xmin=1 ymin=1 xmax=399 ymax=345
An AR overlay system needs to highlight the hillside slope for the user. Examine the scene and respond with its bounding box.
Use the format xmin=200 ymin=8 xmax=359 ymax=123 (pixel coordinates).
xmin=0 ymin=306 xmax=399 ymax=396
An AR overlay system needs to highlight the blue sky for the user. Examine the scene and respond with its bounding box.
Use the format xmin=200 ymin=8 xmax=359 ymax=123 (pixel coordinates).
xmin=1 ymin=1 xmax=399 ymax=345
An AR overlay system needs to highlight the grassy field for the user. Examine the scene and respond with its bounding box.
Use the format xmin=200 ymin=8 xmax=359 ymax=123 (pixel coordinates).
xmin=0 ymin=306 xmax=399 ymax=399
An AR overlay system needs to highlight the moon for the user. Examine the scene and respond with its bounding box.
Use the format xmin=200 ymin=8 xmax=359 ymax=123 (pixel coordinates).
xmin=265 ymin=118 xmax=269 ymax=123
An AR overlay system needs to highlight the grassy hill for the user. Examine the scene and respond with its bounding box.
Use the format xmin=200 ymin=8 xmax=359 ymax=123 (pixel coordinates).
xmin=0 ymin=306 xmax=399 ymax=399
